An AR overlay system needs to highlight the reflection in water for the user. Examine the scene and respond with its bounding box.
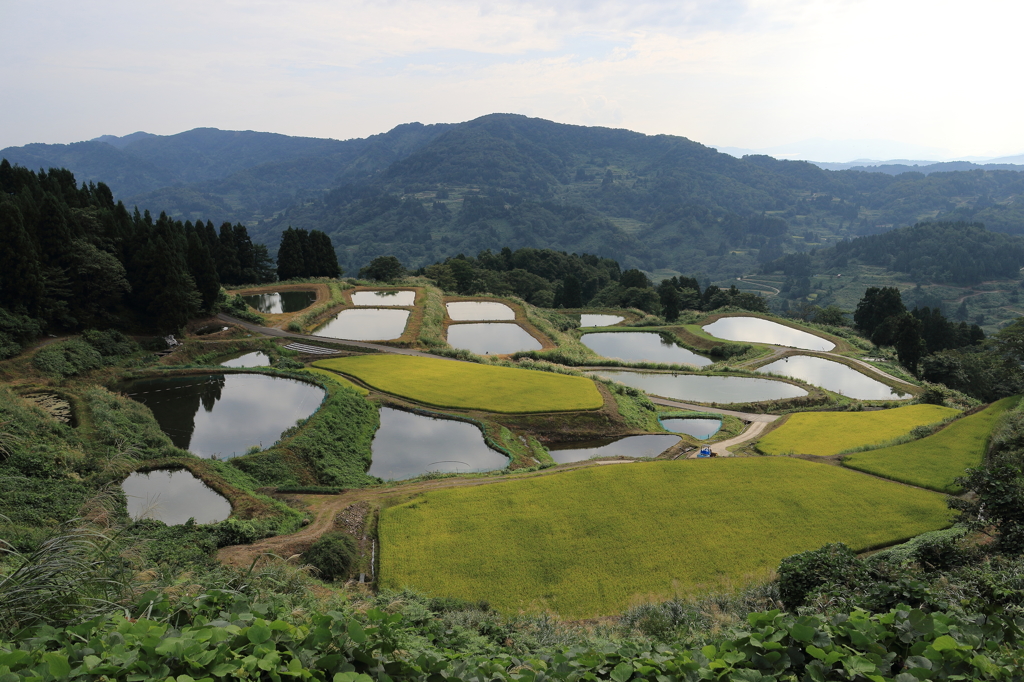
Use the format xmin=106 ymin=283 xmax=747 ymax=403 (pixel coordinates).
xmin=119 ymin=373 xmax=325 ymax=458
xmin=703 ymin=317 xmax=835 ymax=351
xmin=219 ymin=351 xmax=271 ymax=368
xmin=351 ymin=290 xmax=416 ymax=306
xmin=315 ymin=308 xmax=410 ymax=341
xmin=447 ymin=323 xmax=542 ymax=355
xmin=547 ymin=434 xmax=680 ymax=464
xmin=592 ymin=369 xmax=807 ymax=403
xmin=579 ymin=314 xmax=624 ymax=327
xmin=446 ymin=301 xmax=516 ymax=320
xmin=242 ymin=291 xmax=316 ymax=314
xmin=582 ymin=332 xmax=713 ymax=366
xmin=661 ymin=418 xmax=721 ymax=440
xmin=122 ymin=469 xmax=231 ymax=525
xmin=369 ymin=407 xmax=508 ymax=480
xmin=757 ymin=355 xmax=908 ymax=401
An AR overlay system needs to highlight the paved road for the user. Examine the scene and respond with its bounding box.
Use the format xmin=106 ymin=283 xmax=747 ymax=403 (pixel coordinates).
xmin=217 ymin=313 xmax=444 ymax=359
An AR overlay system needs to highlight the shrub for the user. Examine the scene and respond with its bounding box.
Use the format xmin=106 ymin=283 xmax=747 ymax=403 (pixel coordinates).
xmin=302 ymin=532 xmax=356 ymax=581
xmin=777 ymin=542 xmax=868 ymax=609
xmin=82 ymin=329 xmax=138 ymax=358
xmin=32 ymin=338 xmax=103 ymax=379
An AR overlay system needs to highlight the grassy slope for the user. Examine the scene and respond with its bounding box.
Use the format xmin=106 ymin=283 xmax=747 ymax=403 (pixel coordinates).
xmin=843 ymin=396 xmax=1021 ymax=491
xmin=379 ymin=458 xmax=950 ymax=618
xmin=313 ymin=355 xmax=603 ymax=413
xmin=756 ymin=404 xmax=959 ymax=456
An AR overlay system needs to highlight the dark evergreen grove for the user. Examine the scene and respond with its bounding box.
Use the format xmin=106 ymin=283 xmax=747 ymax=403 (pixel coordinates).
xmin=0 ymin=161 xmax=273 ymax=356
xmin=275 ymin=227 xmax=341 ymax=280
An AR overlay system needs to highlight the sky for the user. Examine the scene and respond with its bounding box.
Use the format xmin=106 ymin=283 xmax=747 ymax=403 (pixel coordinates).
xmin=2 ymin=0 xmax=1022 ymax=161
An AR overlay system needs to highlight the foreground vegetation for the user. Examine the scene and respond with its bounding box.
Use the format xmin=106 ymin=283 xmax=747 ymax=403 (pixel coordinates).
xmin=755 ymin=404 xmax=959 ymax=456
xmin=843 ymin=396 xmax=1021 ymax=491
xmin=380 ymin=458 xmax=949 ymax=618
xmin=313 ymin=355 xmax=604 ymax=413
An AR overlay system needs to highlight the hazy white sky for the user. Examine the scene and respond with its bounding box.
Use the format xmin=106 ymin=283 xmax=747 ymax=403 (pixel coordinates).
xmin=2 ymin=0 xmax=1021 ymax=160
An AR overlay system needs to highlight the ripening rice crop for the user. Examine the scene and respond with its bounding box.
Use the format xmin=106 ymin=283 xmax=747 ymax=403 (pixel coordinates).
xmin=313 ymin=354 xmax=603 ymax=413
xmin=379 ymin=458 xmax=949 ymax=618
xmin=755 ymin=404 xmax=958 ymax=457
xmin=843 ymin=396 xmax=1020 ymax=491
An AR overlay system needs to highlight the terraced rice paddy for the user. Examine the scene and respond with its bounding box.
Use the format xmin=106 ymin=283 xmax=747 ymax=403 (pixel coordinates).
xmin=843 ymin=396 xmax=1020 ymax=491
xmin=313 ymin=355 xmax=603 ymax=413
xmin=380 ymin=458 xmax=950 ymax=618
xmin=756 ymin=404 xmax=959 ymax=457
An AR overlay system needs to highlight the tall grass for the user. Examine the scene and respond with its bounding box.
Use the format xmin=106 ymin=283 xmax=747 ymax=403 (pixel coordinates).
xmin=417 ymin=285 xmax=448 ymax=348
xmin=0 ymin=493 xmax=132 ymax=635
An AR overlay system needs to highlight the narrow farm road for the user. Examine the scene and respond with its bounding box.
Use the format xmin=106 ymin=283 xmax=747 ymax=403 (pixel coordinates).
xmin=649 ymin=397 xmax=779 ymax=423
xmin=217 ymin=313 xmax=446 ymax=359
xmin=706 ymin=420 xmax=771 ymax=456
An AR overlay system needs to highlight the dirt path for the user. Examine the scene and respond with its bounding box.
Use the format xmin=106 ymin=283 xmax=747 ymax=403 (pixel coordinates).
xmin=707 ymin=420 xmax=771 ymax=456
xmin=217 ymin=313 xmax=447 ymax=359
xmin=648 ymin=397 xmax=779 ymax=423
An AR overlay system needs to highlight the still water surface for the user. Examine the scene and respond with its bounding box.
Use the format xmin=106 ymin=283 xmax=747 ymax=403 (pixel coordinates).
xmin=579 ymin=314 xmax=624 ymax=327
xmin=582 ymin=332 xmax=713 ymax=367
xmin=119 ymin=373 xmax=325 ymax=458
xmin=661 ymin=418 xmax=721 ymax=440
xmin=446 ymin=301 xmax=516 ymax=320
xmin=219 ymin=351 xmax=271 ymax=368
xmin=592 ymin=369 xmax=807 ymax=403
xmin=447 ymin=323 xmax=542 ymax=355
xmin=548 ymin=434 xmax=680 ymax=464
xmin=757 ymin=355 xmax=908 ymax=400
xmin=315 ymin=308 xmax=410 ymax=340
xmin=242 ymin=291 xmax=316 ymax=314
xmin=369 ymin=407 xmax=508 ymax=480
xmin=122 ymin=469 xmax=231 ymax=525
xmin=703 ymin=317 xmax=835 ymax=351
xmin=351 ymin=290 xmax=416 ymax=306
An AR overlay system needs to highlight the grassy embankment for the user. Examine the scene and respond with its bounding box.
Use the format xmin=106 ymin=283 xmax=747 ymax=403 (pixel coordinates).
xmin=842 ymin=396 xmax=1021 ymax=491
xmin=313 ymin=355 xmax=604 ymax=413
xmin=755 ymin=404 xmax=959 ymax=456
xmin=286 ymin=281 xmax=351 ymax=333
xmin=380 ymin=457 xmax=950 ymax=618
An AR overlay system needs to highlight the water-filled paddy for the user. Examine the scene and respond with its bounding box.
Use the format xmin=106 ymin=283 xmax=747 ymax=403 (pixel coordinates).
xmin=315 ymin=308 xmax=410 ymax=341
xmin=703 ymin=317 xmax=835 ymax=351
xmin=579 ymin=314 xmax=624 ymax=327
xmin=757 ymin=355 xmax=909 ymax=400
xmin=592 ymin=369 xmax=807 ymax=403
xmin=119 ymin=373 xmax=325 ymax=458
xmin=661 ymin=418 xmax=721 ymax=440
xmin=121 ymin=469 xmax=231 ymax=525
xmin=219 ymin=351 xmax=271 ymax=368
xmin=582 ymin=332 xmax=713 ymax=367
xmin=447 ymin=323 xmax=542 ymax=355
xmin=242 ymin=290 xmax=316 ymax=314
xmin=446 ymin=301 xmax=516 ymax=320
xmin=369 ymin=407 xmax=508 ymax=480
xmin=351 ymin=290 xmax=416 ymax=306
xmin=548 ymin=434 xmax=680 ymax=464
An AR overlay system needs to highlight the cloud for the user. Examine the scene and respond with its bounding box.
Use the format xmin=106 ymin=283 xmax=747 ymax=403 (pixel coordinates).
xmin=1 ymin=0 xmax=1021 ymax=158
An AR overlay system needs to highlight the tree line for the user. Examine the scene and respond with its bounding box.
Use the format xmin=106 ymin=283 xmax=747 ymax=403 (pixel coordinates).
xmin=0 ymin=161 xmax=275 ymax=355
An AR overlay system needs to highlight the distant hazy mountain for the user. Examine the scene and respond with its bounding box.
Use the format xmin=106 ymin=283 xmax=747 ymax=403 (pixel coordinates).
xmin=813 ymin=160 xmax=1024 ymax=175
xmin=4 ymin=115 xmax=1024 ymax=282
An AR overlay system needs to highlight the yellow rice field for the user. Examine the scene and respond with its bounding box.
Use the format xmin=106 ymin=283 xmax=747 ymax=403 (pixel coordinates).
xmin=379 ymin=458 xmax=950 ymax=618
xmin=755 ymin=404 xmax=959 ymax=456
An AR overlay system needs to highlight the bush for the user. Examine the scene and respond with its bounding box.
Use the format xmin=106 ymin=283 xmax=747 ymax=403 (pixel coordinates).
xmin=32 ymin=338 xmax=103 ymax=379
xmin=82 ymin=329 xmax=138 ymax=358
xmin=302 ymin=532 xmax=356 ymax=581
xmin=777 ymin=542 xmax=868 ymax=608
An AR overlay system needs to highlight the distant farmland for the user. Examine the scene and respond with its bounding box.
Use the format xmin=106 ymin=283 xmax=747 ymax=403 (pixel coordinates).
xmin=379 ymin=458 xmax=950 ymax=618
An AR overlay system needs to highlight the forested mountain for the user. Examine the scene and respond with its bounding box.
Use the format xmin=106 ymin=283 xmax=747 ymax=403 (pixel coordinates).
xmin=5 ymin=114 xmax=1024 ymax=281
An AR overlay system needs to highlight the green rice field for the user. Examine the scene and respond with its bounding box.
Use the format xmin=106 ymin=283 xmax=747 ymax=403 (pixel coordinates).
xmin=313 ymin=354 xmax=604 ymax=413
xmin=379 ymin=458 xmax=950 ymax=618
xmin=843 ymin=396 xmax=1021 ymax=491
xmin=756 ymin=404 xmax=959 ymax=456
